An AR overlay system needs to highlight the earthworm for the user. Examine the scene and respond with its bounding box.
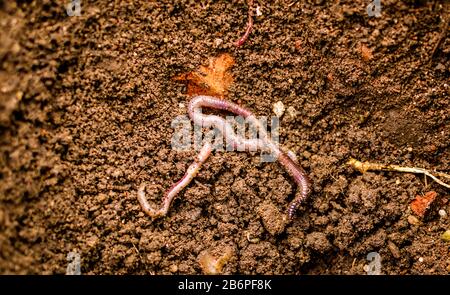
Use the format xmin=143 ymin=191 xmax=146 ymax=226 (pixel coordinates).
xmin=138 ymin=143 xmax=212 ymax=219
xmin=138 ymin=95 xmax=311 ymax=219
xmin=235 ymin=0 xmax=254 ymax=47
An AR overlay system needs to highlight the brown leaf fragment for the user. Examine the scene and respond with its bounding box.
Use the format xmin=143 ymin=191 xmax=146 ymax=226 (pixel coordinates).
xmin=174 ymin=53 xmax=235 ymax=98
xmin=410 ymin=191 xmax=437 ymax=218
xmin=360 ymin=44 xmax=373 ymax=61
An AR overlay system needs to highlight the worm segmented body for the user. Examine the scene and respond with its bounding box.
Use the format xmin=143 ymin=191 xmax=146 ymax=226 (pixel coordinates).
xmin=138 ymin=95 xmax=311 ymax=219
xmin=235 ymin=0 xmax=254 ymax=47
xmin=138 ymin=143 xmax=212 ymax=219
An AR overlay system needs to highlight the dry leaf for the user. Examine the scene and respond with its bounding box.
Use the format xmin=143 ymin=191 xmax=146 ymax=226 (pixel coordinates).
xmin=410 ymin=191 xmax=437 ymax=218
xmin=174 ymin=53 xmax=235 ymax=98
xmin=360 ymin=44 xmax=373 ymax=61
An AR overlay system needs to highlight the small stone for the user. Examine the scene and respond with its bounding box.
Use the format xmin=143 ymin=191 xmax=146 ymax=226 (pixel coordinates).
xmin=387 ymin=240 xmax=401 ymax=259
xmin=407 ymin=215 xmax=420 ymax=226
xmin=418 ymin=257 xmax=424 ymax=263
xmin=11 ymin=42 xmax=21 ymax=54
xmin=287 ymin=106 xmax=297 ymax=118
xmin=124 ymin=122 xmax=133 ymax=132
xmin=438 ymin=209 xmax=447 ymax=218
xmin=435 ymin=63 xmax=445 ymax=72
xmin=214 ymin=38 xmax=223 ymax=47
xmin=273 ymin=101 xmax=285 ymax=117
xmin=16 ymin=91 xmax=23 ymax=100
xmin=441 ymin=230 xmax=450 ymax=242
xmin=169 ymin=264 xmax=178 ymax=273
xmin=256 ymin=5 xmax=262 ymax=16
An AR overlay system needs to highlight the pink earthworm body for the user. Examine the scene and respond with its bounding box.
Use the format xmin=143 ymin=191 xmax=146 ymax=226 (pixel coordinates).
xmin=235 ymin=0 xmax=254 ymax=47
xmin=138 ymin=143 xmax=211 ymax=219
xmin=138 ymin=95 xmax=311 ymax=220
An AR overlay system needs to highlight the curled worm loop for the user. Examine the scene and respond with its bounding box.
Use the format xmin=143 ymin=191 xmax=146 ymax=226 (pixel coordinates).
xmin=138 ymin=95 xmax=311 ymax=219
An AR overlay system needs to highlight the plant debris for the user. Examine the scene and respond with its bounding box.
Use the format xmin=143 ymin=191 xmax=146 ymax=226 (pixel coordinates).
xmin=410 ymin=191 xmax=437 ymax=218
xmin=273 ymin=101 xmax=285 ymax=117
xmin=198 ymin=247 xmax=233 ymax=274
xmin=360 ymin=44 xmax=373 ymax=61
xmin=442 ymin=230 xmax=450 ymax=242
xmin=407 ymin=215 xmax=420 ymax=226
xmin=348 ymin=158 xmax=450 ymax=189
xmin=174 ymin=53 xmax=235 ymax=98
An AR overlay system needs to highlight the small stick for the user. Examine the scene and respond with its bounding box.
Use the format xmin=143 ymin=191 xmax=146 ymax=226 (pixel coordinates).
xmin=235 ymin=0 xmax=254 ymax=47
xmin=348 ymin=158 xmax=450 ymax=189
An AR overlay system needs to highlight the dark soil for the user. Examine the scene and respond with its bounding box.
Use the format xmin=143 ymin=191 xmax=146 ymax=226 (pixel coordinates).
xmin=1 ymin=0 xmax=449 ymax=274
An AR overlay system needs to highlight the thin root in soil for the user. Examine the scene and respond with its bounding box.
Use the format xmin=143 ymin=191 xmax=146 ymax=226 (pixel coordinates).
xmin=348 ymin=158 xmax=450 ymax=189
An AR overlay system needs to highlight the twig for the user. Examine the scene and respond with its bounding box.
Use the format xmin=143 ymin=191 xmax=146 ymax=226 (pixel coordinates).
xmin=348 ymin=158 xmax=450 ymax=189
xmin=235 ymin=0 xmax=254 ymax=47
